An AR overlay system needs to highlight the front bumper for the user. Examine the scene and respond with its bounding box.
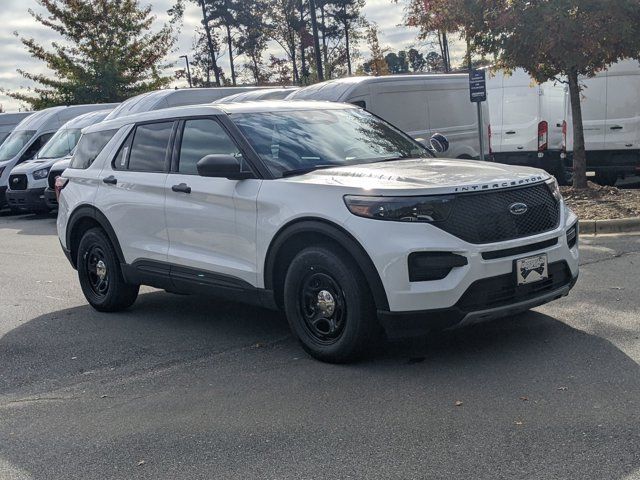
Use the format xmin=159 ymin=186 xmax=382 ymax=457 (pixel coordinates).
xmin=345 ymin=202 xmax=580 ymax=337
xmin=6 ymin=187 xmax=48 ymax=212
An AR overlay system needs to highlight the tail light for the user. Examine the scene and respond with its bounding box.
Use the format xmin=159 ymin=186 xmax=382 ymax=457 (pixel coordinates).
xmin=54 ymin=176 xmax=68 ymax=201
xmin=488 ymin=124 xmax=493 ymax=155
xmin=561 ymin=120 xmax=567 ymax=152
xmin=538 ymin=121 xmax=548 ymax=152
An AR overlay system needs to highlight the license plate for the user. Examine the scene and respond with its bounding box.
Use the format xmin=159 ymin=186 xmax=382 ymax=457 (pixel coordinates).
xmin=516 ymin=254 xmax=548 ymax=285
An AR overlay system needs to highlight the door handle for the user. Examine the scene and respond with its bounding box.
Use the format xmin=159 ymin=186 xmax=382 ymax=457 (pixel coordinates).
xmin=505 ymin=131 xmax=516 ymax=135
xmin=102 ymin=175 xmax=117 ymax=185
xmin=610 ymin=125 xmax=623 ymax=130
xmin=171 ymin=183 xmax=191 ymax=194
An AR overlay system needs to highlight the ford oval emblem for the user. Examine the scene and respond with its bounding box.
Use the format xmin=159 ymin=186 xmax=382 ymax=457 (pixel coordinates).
xmin=509 ymin=202 xmax=528 ymax=215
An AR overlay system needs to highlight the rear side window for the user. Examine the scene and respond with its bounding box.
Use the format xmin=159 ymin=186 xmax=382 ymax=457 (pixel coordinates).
xmin=178 ymin=119 xmax=240 ymax=174
xmin=69 ymin=129 xmax=118 ymax=169
xmin=127 ymin=122 xmax=174 ymax=172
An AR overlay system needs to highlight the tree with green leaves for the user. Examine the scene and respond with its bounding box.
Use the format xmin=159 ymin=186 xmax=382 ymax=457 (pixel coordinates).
xmin=237 ymin=0 xmax=269 ymax=84
xmin=463 ymin=0 xmax=640 ymax=188
xmin=7 ymin=0 xmax=181 ymax=109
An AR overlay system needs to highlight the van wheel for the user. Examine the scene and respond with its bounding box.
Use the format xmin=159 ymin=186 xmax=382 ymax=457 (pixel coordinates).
xmin=283 ymin=246 xmax=379 ymax=363
xmin=556 ymin=160 xmax=573 ymax=186
xmin=77 ymin=228 xmax=139 ymax=312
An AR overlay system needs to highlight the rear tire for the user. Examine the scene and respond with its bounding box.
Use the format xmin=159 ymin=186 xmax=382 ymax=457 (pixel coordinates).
xmin=77 ymin=227 xmax=139 ymax=312
xmin=283 ymin=246 xmax=380 ymax=363
xmin=594 ymin=172 xmax=617 ymax=186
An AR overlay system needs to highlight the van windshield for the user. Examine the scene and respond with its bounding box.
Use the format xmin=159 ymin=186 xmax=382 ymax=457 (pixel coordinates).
xmin=0 ymin=130 xmax=36 ymax=161
xmin=231 ymin=108 xmax=431 ymax=177
xmin=37 ymin=128 xmax=82 ymax=159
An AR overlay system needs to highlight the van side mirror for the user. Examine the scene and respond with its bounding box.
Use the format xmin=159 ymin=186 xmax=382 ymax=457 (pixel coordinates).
xmin=429 ymin=133 xmax=449 ymax=154
xmin=196 ymin=154 xmax=254 ymax=180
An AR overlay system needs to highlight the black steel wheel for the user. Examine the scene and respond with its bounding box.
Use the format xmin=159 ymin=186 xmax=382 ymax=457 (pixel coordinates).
xmin=284 ymin=245 xmax=380 ymax=363
xmin=77 ymin=227 xmax=139 ymax=312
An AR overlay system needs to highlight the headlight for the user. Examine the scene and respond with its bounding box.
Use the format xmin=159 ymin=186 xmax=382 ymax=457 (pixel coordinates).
xmin=546 ymin=177 xmax=561 ymax=201
xmin=33 ymin=167 xmax=50 ymax=180
xmin=344 ymin=195 xmax=454 ymax=223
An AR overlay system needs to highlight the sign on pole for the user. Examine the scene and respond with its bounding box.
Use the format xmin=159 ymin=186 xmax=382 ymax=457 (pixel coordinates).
xmin=469 ymin=69 xmax=487 ymax=161
xmin=469 ymin=69 xmax=487 ymax=103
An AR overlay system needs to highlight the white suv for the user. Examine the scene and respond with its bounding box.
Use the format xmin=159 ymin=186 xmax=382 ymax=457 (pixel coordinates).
xmin=57 ymin=101 xmax=579 ymax=363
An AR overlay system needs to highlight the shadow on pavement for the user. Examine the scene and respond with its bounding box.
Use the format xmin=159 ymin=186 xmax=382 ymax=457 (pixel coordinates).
xmin=0 ymin=291 xmax=638 ymax=479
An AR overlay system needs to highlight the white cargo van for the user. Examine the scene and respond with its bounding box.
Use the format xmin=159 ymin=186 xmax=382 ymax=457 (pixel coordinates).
xmin=287 ymin=75 xmax=491 ymax=160
xmin=105 ymin=87 xmax=269 ymax=120
xmin=0 ymin=112 xmax=33 ymax=145
xmin=564 ymin=59 xmax=640 ymax=185
xmin=214 ymin=87 xmax=299 ymax=103
xmin=0 ymin=104 xmax=114 ymax=210
xmin=487 ymin=69 xmax=571 ymax=183
xmin=6 ymin=109 xmax=114 ymax=212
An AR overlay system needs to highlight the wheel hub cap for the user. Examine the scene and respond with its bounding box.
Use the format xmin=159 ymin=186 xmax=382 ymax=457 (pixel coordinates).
xmin=96 ymin=260 xmax=107 ymax=280
xmin=316 ymin=290 xmax=335 ymax=317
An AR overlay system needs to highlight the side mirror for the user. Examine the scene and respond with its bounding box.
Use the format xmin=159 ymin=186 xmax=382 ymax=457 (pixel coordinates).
xmin=196 ymin=154 xmax=254 ymax=180
xmin=429 ymin=133 xmax=449 ymax=154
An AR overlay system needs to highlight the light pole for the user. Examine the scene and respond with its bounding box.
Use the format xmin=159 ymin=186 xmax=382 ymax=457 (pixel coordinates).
xmin=180 ymin=55 xmax=193 ymax=88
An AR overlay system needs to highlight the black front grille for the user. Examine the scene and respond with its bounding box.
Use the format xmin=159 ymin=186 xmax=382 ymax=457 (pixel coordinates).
xmin=9 ymin=174 xmax=27 ymax=191
xmin=48 ymin=169 xmax=64 ymax=189
xmin=457 ymin=261 xmax=572 ymax=312
xmin=435 ymin=183 xmax=560 ymax=244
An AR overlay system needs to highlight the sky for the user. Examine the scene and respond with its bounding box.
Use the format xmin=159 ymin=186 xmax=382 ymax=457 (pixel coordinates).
xmin=0 ymin=0 xmax=462 ymax=112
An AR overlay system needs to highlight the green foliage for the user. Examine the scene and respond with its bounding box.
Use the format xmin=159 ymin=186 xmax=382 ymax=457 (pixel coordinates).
xmin=7 ymin=0 xmax=181 ymax=110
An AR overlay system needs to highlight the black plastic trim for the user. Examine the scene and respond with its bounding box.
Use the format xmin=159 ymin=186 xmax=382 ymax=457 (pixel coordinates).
xmin=263 ymin=218 xmax=390 ymax=311
xmin=481 ymin=237 xmax=559 ymax=260
xmin=408 ymin=252 xmax=468 ymax=282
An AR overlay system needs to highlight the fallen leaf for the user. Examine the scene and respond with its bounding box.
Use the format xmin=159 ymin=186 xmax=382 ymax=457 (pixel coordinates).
xmin=137 ymin=460 xmax=145 ymax=466
xmin=455 ymin=400 xmax=463 ymax=407
xmin=514 ymin=421 xmax=524 ymax=426
xmin=557 ymin=386 xmax=568 ymax=391
xmin=520 ymin=396 xmax=529 ymax=401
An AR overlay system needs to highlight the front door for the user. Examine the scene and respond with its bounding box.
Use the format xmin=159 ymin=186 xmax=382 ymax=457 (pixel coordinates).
xmin=164 ymin=117 xmax=260 ymax=287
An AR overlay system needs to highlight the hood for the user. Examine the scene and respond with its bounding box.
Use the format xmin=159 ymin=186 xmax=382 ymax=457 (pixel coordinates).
xmin=283 ymin=158 xmax=550 ymax=195
xmin=9 ymin=157 xmax=65 ymax=174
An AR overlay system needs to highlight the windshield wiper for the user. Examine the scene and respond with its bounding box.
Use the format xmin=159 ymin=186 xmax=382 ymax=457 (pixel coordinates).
xmin=281 ymin=164 xmax=338 ymax=177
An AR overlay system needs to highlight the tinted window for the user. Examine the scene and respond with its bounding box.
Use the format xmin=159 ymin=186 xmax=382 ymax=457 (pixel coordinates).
xmin=178 ymin=119 xmax=240 ymax=174
xmin=69 ymin=129 xmax=118 ymax=169
xmin=231 ymin=108 xmax=429 ymax=177
xmin=128 ymin=122 xmax=173 ymax=172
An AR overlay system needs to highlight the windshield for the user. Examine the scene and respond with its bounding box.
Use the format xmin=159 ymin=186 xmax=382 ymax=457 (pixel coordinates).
xmin=0 ymin=130 xmax=36 ymax=161
xmin=0 ymin=132 xmax=9 ymax=145
xmin=231 ymin=108 xmax=431 ymax=177
xmin=37 ymin=128 xmax=82 ymax=159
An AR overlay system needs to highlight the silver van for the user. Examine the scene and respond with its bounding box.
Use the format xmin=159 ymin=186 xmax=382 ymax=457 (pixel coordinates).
xmin=0 ymin=104 xmax=115 ymax=210
xmin=7 ymin=109 xmax=114 ymax=212
xmin=287 ymin=75 xmax=491 ymax=160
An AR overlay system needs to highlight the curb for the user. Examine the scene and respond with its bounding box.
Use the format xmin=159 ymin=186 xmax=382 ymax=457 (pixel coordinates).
xmin=580 ymin=217 xmax=640 ymax=235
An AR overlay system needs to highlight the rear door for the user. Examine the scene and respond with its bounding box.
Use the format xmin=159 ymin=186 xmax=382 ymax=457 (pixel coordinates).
xmin=164 ymin=117 xmax=260 ymax=287
xmin=578 ymin=74 xmax=607 ymax=151
xmin=96 ymin=121 xmax=173 ymax=266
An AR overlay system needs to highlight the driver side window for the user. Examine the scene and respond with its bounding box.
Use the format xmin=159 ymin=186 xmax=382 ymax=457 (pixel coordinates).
xmin=19 ymin=133 xmax=53 ymax=163
xmin=178 ymin=119 xmax=240 ymax=175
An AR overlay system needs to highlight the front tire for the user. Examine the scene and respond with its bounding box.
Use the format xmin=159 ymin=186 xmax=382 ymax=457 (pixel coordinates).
xmin=283 ymin=246 xmax=379 ymax=363
xmin=77 ymin=228 xmax=139 ymax=312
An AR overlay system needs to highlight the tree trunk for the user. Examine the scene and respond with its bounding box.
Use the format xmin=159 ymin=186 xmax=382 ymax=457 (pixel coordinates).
xmin=344 ymin=20 xmax=351 ymax=75
xmin=320 ymin=4 xmax=329 ymax=78
xmin=225 ymin=23 xmax=236 ymax=85
xmin=442 ymin=31 xmax=450 ymax=72
xmin=299 ymin=0 xmax=308 ymax=85
xmin=308 ymin=0 xmax=324 ymax=81
xmin=568 ymin=67 xmax=588 ymax=189
xmin=199 ymin=0 xmax=221 ymax=86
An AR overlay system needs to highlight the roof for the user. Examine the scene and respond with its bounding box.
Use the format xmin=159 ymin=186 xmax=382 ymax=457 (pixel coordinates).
xmin=213 ymin=87 xmax=299 ymax=103
xmin=59 ymin=109 xmax=113 ymax=130
xmin=288 ymin=74 xmax=469 ymax=101
xmin=0 ymin=112 xmax=33 ymax=127
xmin=85 ymin=101 xmax=356 ymax=134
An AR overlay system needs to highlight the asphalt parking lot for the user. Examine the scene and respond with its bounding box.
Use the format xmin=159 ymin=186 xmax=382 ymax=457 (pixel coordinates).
xmin=0 ymin=212 xmax=638 ymax=480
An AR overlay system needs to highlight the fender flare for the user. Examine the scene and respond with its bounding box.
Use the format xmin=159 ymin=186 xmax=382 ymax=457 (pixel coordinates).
xmin=263 ymin=218 xmax=390 ymax=311
xmin=66 ymin=204 xmax=125 ymax=268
